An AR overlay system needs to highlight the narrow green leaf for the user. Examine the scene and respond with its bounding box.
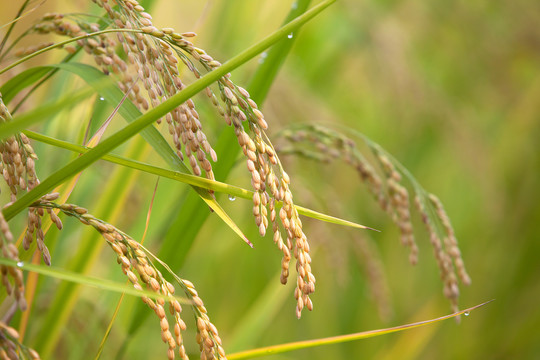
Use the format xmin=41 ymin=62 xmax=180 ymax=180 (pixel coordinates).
xmin=0 ymin=66 xmax=51 ymax=104
xmin=25 ymin=130 xmax=375 ymax=230
xmin=227 ymin=301 xmax=493 ymax=359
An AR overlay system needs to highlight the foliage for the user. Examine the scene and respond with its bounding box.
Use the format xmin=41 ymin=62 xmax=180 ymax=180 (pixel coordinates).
xmin=2 ymin=0 xmax=534 ymax=359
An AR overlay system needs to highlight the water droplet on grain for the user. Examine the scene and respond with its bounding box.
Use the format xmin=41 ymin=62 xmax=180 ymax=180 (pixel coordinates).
xmin=16 ymin=261 xmax=24 ymax=267
xmin=99 ymin=96 xmax=105 ymax=101
xmin=287 ymin=33 xmax=293 ymax=39
xmin=464 ymin=311 xmax=470 ymax=316
xmin=228 ymin=195 xmax=236 ymax=201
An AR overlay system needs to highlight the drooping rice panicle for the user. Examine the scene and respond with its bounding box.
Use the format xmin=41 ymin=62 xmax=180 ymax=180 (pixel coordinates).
xmin=0 ymin=97 xmax=62 ymax=266
xmin=277 ymin=124 xmax=470 ymax=312
xmin=32 ymin=199 xmax=225 ymax=359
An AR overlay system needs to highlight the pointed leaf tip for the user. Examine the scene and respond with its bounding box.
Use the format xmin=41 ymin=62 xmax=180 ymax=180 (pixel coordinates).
xmin=366 ymin=226 xmax=380 ymax=232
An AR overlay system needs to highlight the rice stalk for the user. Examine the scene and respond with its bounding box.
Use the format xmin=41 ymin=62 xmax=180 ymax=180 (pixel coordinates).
xmin=9 ymin=0 xmax=318 ymax=317
xmin=0 ymin=0 xmax=479 ymax=358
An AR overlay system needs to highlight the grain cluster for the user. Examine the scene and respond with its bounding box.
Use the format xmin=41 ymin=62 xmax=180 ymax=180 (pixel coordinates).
xmin=278 ymin=124 xmax=471 ymax=312
xmin=33 ymin=199 xmax=226 ymax=360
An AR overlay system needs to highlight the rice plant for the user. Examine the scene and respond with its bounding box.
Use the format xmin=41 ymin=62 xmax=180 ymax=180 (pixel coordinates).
xmin=0 ymin=1 xmax=487 ymax=359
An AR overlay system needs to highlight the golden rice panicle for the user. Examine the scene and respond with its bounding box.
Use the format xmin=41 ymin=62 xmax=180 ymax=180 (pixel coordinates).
xmin=32 ymin=200 xmax=209 ymax=360
xmin=33 ymin=2 xmax=218 ymax=181
xmin=277 ymin=125 xmax=471 ymax=311
xmin=32 ymin=0 xmax=315 ymax=318
xmin=0 ymin=99 xmax=63 ymax=266
xmin=414 ymin=195 xmax=461 ymax=312
xmin=0 ymin=321 xmax=41 ymax=359
xmin=91 ymin=0 xmax=218 ymax=181
xmin=0 ymin=211 xmax=27 ymax=311
xmin=180 ymin=279 xmax=226 ymax=360
xmin=87 ymin=3 xmax=311 ymax=313
xmin=0 ymin=100 xmax=39 ymax=201
xmin=375 ymin=151 xmax=418 ymax=265
xmin=280 ymin=125 xmax=388 ymax=211
xmin=279 ymin=125 xmax=417 ymax=264
xmin=209 ymin=79 xmax=315 ymax=317
xmin=157 ymin=33 xmax=319 ymax=316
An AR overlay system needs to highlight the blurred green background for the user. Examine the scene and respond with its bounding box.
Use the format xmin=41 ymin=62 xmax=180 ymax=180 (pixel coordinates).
xmin=1 ymin=0 xmax=539 ymax=359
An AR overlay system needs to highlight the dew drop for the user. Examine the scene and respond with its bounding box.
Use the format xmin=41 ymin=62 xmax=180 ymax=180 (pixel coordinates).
xmin=258 ymin=52 xmax=268 ymax=64
xmin=464 ymin=311 xmax=470 ymax=316
xmin=16 ymin=261 xmax=24 ymax=267
xmin=228 ymin=195 xmax=236 ymax=201
xmin=287 ymin=33 xmax=293 ymax=39
xmin=291 ymin=2 xmax=298 ymax=10
xmin=99 ymin=96 xmax=105 ymax=101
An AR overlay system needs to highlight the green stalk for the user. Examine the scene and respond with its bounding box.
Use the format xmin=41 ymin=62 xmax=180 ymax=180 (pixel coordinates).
xmin=25 ymin=130 xmax=374 ymax=230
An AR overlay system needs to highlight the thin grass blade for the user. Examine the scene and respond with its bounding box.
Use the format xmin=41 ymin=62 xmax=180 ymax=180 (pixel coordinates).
xmin=227 ymin=301 xmax=493 ymax=359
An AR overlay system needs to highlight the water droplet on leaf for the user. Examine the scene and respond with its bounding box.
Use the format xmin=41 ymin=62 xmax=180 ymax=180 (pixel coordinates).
xmin=287 ymin=33 xmax=293 ymax=39
xmin=16 ymin=261 xmax=24 ymax=267
xmin=99 ymin=96 xmax=105 ymax=101
xmin=228 ymin=195 xmax=236 ymax=201
xmin=258 ymin=52 xmax=268 ymax=64
xmin=464 ymin=311 xmax=470 ymax=316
